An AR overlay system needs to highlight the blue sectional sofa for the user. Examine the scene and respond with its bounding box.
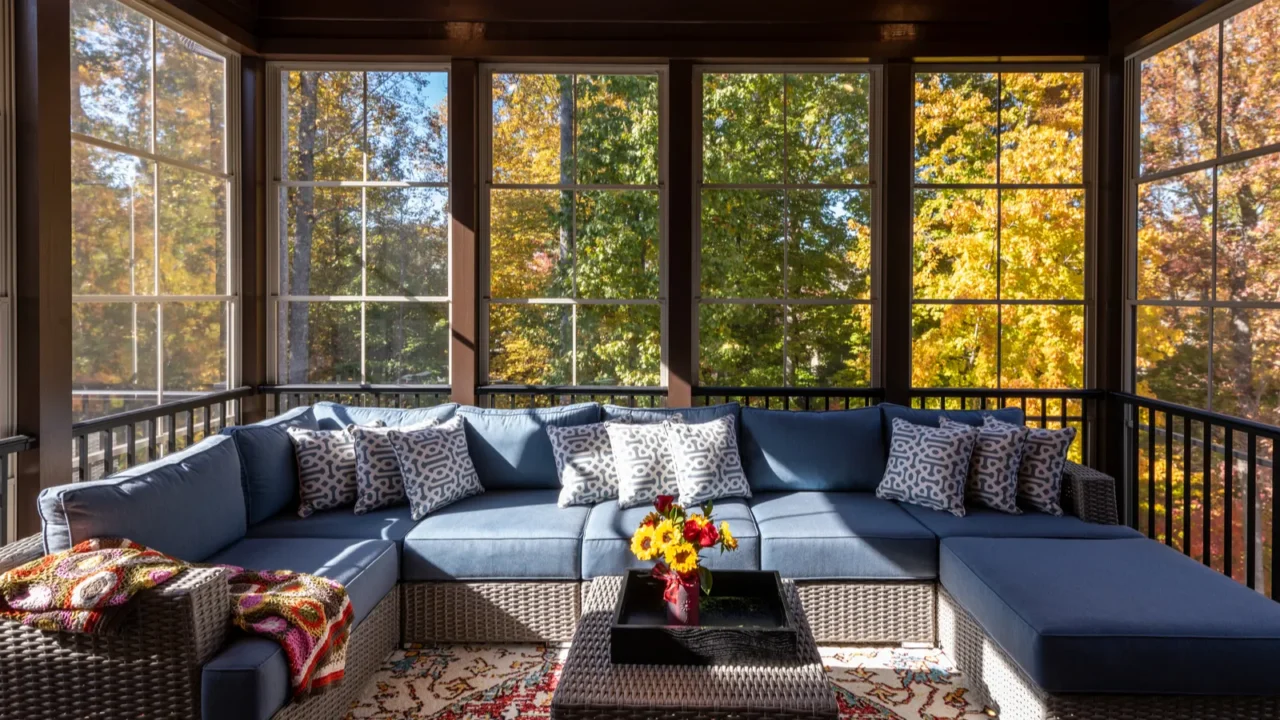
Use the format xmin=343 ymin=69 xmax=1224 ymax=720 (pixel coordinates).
xmin=7 ymin=399 xmax=1280 ymax=720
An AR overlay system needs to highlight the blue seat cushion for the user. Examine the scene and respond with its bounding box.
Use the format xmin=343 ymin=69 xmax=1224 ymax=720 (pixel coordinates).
xmin=221 ymin=406 xmax=318 ymax=525
xmin=900 ymin=503 xmax=1142 ymax=539
xmin=401 ymin=490 xmax=589 ymax=580
xmin=455 ymin=403 xmax=600 ymax=490
xmin=582 ymin=498 xmax=760 ymax=579
xmin=601 ymin=402 xmax=740 ymax=428
xmin=740 ymin=406 xmax=883 ymax=492
xmin=750 ymin=492 xmax=937 ymax=580
xmin=38 ymin=435 xmax=245 ymax=561
xmin=201 ymin=538 xmax=399 ymax=720
xmin=311 ymin=401 xmax=458 ymax=430
xmin=941 ymin=537 xmax=1280 ymax=695
xmin=246 ymin=505 xmax=418 ymax=548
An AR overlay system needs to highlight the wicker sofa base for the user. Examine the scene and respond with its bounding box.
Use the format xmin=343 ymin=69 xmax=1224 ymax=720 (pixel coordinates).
xmin=938 ymin=589 xmax=1280 ymax=720
xmin=796 ymin=580 xmax=936 ymax=645
xmin=401 ymin=581 xmax=583 ymax=643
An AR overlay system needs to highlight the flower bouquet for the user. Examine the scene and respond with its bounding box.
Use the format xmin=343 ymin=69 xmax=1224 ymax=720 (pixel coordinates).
xmin=629 ymin=494 xmax=738 ymax=625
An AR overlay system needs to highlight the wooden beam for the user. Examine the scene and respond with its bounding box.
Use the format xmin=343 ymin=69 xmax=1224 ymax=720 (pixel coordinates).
xmin=665 ymin=60 xmax=695 ymax=408
xmin=1095 ymin=55 xmax=1127 ymax=476
xmin=240 ymin=57 xmax=268 ymax=423
xmin=880 ymin=61 xmax=914 ymax=407
xmin=449 ymin=59 xmax=479 ymax=406
xmin=13 ymin=0 xmax=72 ymax=536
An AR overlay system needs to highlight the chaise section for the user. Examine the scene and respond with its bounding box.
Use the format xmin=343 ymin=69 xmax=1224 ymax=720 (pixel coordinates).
xmin=899 ymin=504 xmax=1141 ymax=539
xmin=247 ymin=505 xmax=419 ymax=548
xmin=580 ymin=497 xmax=760 ymax=578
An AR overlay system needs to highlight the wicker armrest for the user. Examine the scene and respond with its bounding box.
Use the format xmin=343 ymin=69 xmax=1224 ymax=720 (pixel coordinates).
xmin=0 ymin=560 xmax=231 ymax=720
xmin=1061 ymin=460 xmax=1120 ymax=525
xmin=0 ymin=534 xmax=44 ymax=574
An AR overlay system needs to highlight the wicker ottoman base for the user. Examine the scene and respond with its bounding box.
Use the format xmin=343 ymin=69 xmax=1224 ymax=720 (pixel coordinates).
xmin=938 ymin=589 xmax=1280 ymax=720
xmin=401 ymin=581 xmax=583 ymax=643
xmin=797 ymin=580 xmax=935 ymax=644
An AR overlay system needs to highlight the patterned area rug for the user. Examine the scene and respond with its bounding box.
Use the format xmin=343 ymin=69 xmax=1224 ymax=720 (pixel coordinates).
xmin=344 ymin=644 xmax=995 ymax=719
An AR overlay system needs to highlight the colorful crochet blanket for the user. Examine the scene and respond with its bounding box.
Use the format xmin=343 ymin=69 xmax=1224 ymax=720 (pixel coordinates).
xmin=0 ymin=537 xmax=354 ymax=700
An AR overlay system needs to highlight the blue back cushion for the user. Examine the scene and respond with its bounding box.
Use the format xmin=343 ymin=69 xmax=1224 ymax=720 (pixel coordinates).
xmin=456 ymin=403 xmax=601 ymax=489
xmin=879 ymin=402 xmax=1025 ymax=457
xmin=601 ymin=402 xmax=739 ymax=427
xmin=311 ymin=401 xmax=458 ymax=430
xmin=38 ymin=435 xmax=246 ymax=561
xmin=740 ymin=406 xmax=884 ymax=492
xmin=221 ymin=406 xmax=319 ymax=525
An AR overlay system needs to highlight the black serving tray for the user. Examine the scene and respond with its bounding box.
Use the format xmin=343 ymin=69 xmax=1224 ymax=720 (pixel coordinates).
xmin=610 ymin=569 xmax=800 ymax=666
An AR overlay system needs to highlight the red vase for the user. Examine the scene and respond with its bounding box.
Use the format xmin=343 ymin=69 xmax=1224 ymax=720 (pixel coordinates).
xmin=665 ymin=573 xmax=700 ymax=626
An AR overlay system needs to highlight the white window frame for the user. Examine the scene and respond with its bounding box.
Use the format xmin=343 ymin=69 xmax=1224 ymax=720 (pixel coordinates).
xmin=693 ymin=64 xmax=883 ymax=388
xmin=479 ymin=63 xmax=669 ymax=388
xmin=910 ymin=62 xmax=1098 ymax=390
xmin=69 ymin=0 xmax=241 ymax=414
xmin=265 ymin=62 xmax=452 ymax=386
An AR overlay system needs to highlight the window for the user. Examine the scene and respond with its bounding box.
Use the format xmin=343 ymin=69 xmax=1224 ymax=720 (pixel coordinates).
xmin=484 ymin=68 xmax=664 ymax=387
xmin=272 ymin=67 xmax=450 ymax=386
xmin=1131 ymin=0 xmax=1280 ymax=425
xmin=912 ymin=69 xmax=1089 ymax=389
xmin=698 ymin=69 xmax=877 ymax=387
xmin=70 ymin=0 xmax=236 ymax=422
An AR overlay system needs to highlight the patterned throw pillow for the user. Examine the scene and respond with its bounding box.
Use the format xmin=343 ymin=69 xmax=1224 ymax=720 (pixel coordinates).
xmin=548 ymin=422 xmax=619 ymax=507
xmin=387 ymin=417 xmax=484 ymax=520
xmin=667 ymin=415 xmax=751 ymax=506
xmin=607 ymin=419 xmax=682 ymax=509
xmin=286 ymin=426 xmax=360 ymax=517
xmin=876 ymin=417 xmax=979 ymax=517
xmin=987 ymin=417 xmax=1076 ymax=515
xmin=350 ymin=419 xmax=437 ymax=514
xmin=941 ymin=416 xmax=1028 ymax=514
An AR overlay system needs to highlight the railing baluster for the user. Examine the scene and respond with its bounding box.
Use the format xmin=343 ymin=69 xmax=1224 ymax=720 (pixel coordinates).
xmin=1245 ymin=433 xmax=1257 ymax=590
xmin=78 ymin=434 xmax=90 ymax=482
xmin=1224 ymin=429 xmax=1234 ymax=580
xmin=148 ymin=418 xmax=158 ymax=463
xmin=1147 ymin=407 xmax=1156 ymax=539
xmin=186 ymin=411 xmax=195 ymax=450
xmin=126 ymin=423 xmax=137 ymax=469
xmin=1182 ymin=414 xmax=1192 ymax=556
xmin=1164 ymin=410 xmax=1173 ymax=547
xmin=0 ymin=452 xmax=7 ymax=543
xmin=203 ymin=405 xmax=211 ymax=440
xmin=102 ymin=430 xmax=113 ymax=476
xmin=1202 ymin=419 xmax=1213 ymax=567
xmin=167 ymin=414 xmax=177 ymax=455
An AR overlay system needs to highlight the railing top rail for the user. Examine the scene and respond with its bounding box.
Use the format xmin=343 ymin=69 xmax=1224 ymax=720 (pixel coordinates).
xmin=695 ymin=386 xmax=886 ymax=397
xmin=909 ymin=388 xmax=1104 ymax=399
xmin=0 ymin=435 xmax=36 ymax=455
xmin=477 ymin=385 xmax=667 ymax=396
xmin=1116 ymin=391 xmax=1280 ymax=440
xmin=265 ymin=384 xmax=451 ymax=394
xmin=71 ymin=386 xmax=254 ymax=436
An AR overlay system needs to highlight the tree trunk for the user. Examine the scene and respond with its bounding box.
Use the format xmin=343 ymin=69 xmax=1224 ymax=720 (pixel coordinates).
xmin=287 ymin=73 xmax=318 ymax=383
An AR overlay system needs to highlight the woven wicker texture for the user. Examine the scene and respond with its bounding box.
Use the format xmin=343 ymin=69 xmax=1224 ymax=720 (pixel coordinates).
xmin=938 ymin=589 xmax=1280 ymax=720
xmin=0 ymin=565 xmax=229 ymax=720
xmin=402 ymin=581 xmax=583 ymax=643
xmin=1061 ymin=461 xmax=1120 ymax=525
xmin=796 ymin=581 xmax=935 ymax=645
xmin=274 ymin=588 xmax=400 ymax=720
xmin=552 ymin=576 xmax=839 ymax=720
xmin=0 ymin=534 xmax=42 ymax=573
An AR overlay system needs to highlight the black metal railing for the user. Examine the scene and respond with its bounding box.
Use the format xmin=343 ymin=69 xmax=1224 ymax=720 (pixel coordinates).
xmin=71 ymin=387 xmax=255 ymax=483
xmin=266 ymin=384 xmax=452 ymax=416
xmin=693 ymin=386 xmax=884 ymax=410
xmin=477 ymin=385 xmax=666 ymax=409
xmin=1 ymin=434 xmax=36 ymax=545
xmin=1118 ymin=392 xmax=1277 ymax=600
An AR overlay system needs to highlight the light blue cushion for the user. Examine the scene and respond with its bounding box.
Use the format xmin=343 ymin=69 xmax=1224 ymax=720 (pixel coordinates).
xmin=602 ymin=402 xmax=739 ymax=429
xmin=246 ymin=505 xmax=418 ymax=548
xmin=740 ymin=406 xmax=884 ymax=492
xmin=401 ymin=490 xmax=589 ymax=580
xmin=221 ymin=406 xmax=318 ymax=525
xmin=879 ymin=402 xmax=1025 ymax=429
xmin=750 ymin=492 xmax=937 ymax=580
xmin=899 ymin=503 xmax=1142 ymax=539
xmin=201 ymin=537 xmax=398 ymax=720
xmin=581 ymin=498 xmax=760 ymax=579
xmin=940 ymin=537 xmax=1280 ymax=695
xmin=311 ymin=401 xmax=458 ymax=430
xmin=455 ymin=403 xmax=600 ymax=489
xmin=38 ymin=435 xmax=244 ymax=561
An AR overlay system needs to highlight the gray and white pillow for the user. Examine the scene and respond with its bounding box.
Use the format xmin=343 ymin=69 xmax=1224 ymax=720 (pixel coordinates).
xmin=988 ymin=417 xmax=1076 ymax=515
xmin=350 ymin=419 xmax=437 ymax=514
xmin=286 ymin=426 xmax=360 ymax=517
xmin=876 ymin=417 xmax=979 ymax=517
xmin=548 ymin=422 xmax=619 ymax=507
xmin=667 ymin=415 xmax=751 ymax=506
xmin=941 ymin=416 xmax=1028 ymax=514
xmin=607 ymin=419 xmax=681 ymax=509
xmin=387 ymin=417 xmax=484 ymax=521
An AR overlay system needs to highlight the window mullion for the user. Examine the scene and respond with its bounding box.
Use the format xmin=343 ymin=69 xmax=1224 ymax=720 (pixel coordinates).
xmin=995 ymin=73 xmax=1004 ymax=391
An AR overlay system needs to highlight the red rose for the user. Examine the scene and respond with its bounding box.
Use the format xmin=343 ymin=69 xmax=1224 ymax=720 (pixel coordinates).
xmin=682 ymin=518 xmax=701 ymax=542
xmin=655 ymin=495 xmax=676 ymax=513
xmin=697 ymin=523 xmax=720 ymax=548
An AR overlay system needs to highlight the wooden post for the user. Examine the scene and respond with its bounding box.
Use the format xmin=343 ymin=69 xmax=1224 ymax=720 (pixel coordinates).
xmin=881 ymin=60 xmax=914 ymax=407
xmin=240 ymin=57 xmax=268 ymax=423
xmin=450 ymin=59 xmax=479 ymax=406
xmin=1096 ymin=55 xmax=1127 ymax=482
xmin=665 ymin=60 xmax=695 ymax=408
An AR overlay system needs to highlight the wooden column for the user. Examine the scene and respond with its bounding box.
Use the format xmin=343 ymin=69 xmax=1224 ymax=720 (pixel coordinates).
xmin=1095 ymin=55 xmax=1128 ymax=480
xmin=881 ymin=60 xmax=914 ymax=407
xmin=13 ymin=0 xmax=72 ymax=536
xmin=449 ymin=59 xmax=479 ymax=406
xmin=240 ymin=57 xmax=268 ymax=423
xmin=665 ymin=60 xmax=695 ymax=408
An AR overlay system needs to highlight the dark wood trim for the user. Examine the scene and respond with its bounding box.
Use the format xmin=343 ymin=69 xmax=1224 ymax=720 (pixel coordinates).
xmin=449 ymin=59 xmax=479 ymax=406
xmin=13 ymin=0 xmax=72 ymax=536
xmin=665 ymin=60 xmax=695 ymax=408
xmin=880 ymin=60 xmax=914 ymax=407
xmin=239 ymin=57 xmax=268 ymax=423
xmin=1096 ymin=55 xmax=1128 ymax=478
xmin=137 ymin=0 xmax=259 ymax=54
xmin=1110 ymin=0 xmax=1233 ymax=56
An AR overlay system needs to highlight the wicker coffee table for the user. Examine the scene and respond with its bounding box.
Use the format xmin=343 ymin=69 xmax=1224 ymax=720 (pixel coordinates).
xmin=552 ymin=575 xmax=838 ymax=720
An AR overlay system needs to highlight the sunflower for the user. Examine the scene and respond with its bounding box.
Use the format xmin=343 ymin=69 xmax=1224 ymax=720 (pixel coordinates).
xmin=719 ymin=521 xmax=738 ymax=551
xmin=664 ymin=540 xmax=699 ymax=574
xmin=630 ymin=525 xmax=661 ymax=561
xmin=653 ymin=519 xmax=678 ymax=551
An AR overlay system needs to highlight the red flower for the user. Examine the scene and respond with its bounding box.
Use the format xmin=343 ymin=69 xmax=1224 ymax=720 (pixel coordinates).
xmin=655 ymin=495 xmax=676 ymax=513
xmin=697 ymin=523 xmax=720 ymax=549
xmin=682 ymin=518 xmax=701 ymax=542
xmin=640 ymin=511 xmax=662 ymax=528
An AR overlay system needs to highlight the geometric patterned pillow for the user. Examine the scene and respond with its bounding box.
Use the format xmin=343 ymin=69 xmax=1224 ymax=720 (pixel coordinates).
xmin=988 ymin=417 xmax=1076 ymax=516
xmin=607 ymin=419 xmax=682 ymax=509
xmin=547 ymin=422 xmax=618 ymax=507
xmin=387 ymin=417 xmax=484 ymax=520
xmin=941 ymin=416 xmax=1027 ymax=514
xmin=350 ymin=419 xmax=437 ymax=515
xmin=286 ymin=426 xmax=360 ymax=518
xmin=666 ymin=414 xmax=751 ymax=507
xmin=875 ymin=417 xmax=979 ymax=517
